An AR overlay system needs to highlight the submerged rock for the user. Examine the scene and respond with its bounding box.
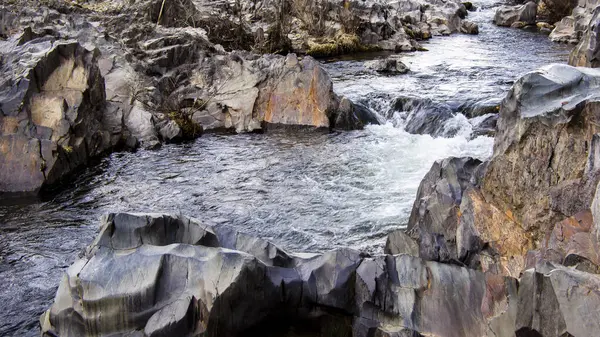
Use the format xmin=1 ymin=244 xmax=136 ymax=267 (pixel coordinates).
xmin=42 ymin=212 xmax=520 ymax=337
xmin=493 ymin=2 xmax=537 ymax=27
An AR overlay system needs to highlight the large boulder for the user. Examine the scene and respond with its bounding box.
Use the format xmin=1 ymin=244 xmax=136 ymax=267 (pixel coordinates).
xmin=482 ymin=64 xmax=600 ymax=242
xmin=0 ymin=33 xmax=123 ymax=195
xmin=42 ymin=212 xmax=519 ymax=337
xmin=187 ymin=53 xmax=373 ymax=132
xmin=569 ymin=6 xmax=600 ymax=67
xmin=493 ymin=2 xmax=537 ymax=27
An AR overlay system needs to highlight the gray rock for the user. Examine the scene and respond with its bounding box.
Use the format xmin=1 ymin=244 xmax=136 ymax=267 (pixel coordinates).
xmin=0 ymin=35 xmax=122 ymax=195
xmin=406 ymin=157 xmax=483 ymax=263
xmin=334 ymin=97 xmax=381 ymax=130
xmin=569 ymin=6 xmax=600 ymax=67
xmin=493 ymin=1 xmax=537 ymax=27
xmin=384 ymin=229 xmax=419 ymax=256
xmin=550 ymin=0 xmax=600 ymax=44
xmin=460 ymin=20 xmax=479 ymax=34
xmin=364 ymin=58 xmax=409 ymax=74
xmin=517 ymin=265 xmax=600 ymax=336
xmin=43 ymin=212 xmax=521 ymax=337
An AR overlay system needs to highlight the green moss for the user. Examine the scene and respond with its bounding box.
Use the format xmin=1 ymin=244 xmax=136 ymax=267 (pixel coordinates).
xmin=307 ymin=34 xmax=382 ymax=58
xmin=404 ymin=28 xmax=416 ymax=39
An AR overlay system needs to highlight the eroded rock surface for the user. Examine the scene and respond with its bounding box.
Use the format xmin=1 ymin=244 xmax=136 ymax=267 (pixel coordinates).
xmin=493 ymin=2 xmax=537 ymax=27
xmin=42 ymin=212 xmax=520 ymax=337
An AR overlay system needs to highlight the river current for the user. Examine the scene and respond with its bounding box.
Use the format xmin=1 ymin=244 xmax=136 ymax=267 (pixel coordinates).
xmin=0 ymin=1 xmax=571 ymax=336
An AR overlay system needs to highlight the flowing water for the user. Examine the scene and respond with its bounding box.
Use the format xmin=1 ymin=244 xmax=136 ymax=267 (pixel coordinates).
xmin=0 ymin=1 xmax=571 ymax=336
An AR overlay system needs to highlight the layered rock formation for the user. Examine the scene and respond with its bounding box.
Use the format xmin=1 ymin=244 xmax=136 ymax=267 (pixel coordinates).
xmin=0 ymin=2 xmax=381 ymax=195
xmin=42 ymin=212 xmax=519 ymax=337
xmin=0 ymin=37 xmax=119 ymax=195
xmin=551 ymin=0 xmax=599 ymax=43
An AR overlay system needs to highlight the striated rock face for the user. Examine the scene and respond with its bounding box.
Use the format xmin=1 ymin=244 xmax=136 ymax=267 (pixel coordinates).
xmin=493 ymin=2 xmax=537 ymax=27
xmin=550 ymin=0 xmax=600 ymax=44
xmin=482 ymin=64 xmax=600 ymax=240
xmin=0 ymin=35 xmax=122 ymax=195
xmin=42 ymin=212 xmax=518 ymax=337
xmin=569 ymin=6 xmax=600 ymax=67
xmin=517 ymin=264 xmax=600 ymax=336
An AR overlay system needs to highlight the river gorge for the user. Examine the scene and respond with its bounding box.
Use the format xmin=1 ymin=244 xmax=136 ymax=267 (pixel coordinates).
xmin=3 ymin=0 xmax=599 ymax=335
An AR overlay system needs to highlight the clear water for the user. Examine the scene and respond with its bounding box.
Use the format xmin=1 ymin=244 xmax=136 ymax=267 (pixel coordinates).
xmin=0 ymin=1 xmax=571 ymax=335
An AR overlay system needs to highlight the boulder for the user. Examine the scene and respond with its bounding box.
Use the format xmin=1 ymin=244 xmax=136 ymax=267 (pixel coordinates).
xmin=190 ymin=53 xmax=368 ymax=132
xmin=493 ymin=2 xmax=537 ymax=27
xmin=334 ymin=97 xmax=381 ymax=130
xmin=569 ymin=6 xmax=600 ymax=67
xmin=364 ymin=58 xmax=409 ymax=74
xmin=388 ymin=97 xmax=457 ymax=137
xmin=517 ymin=265 xmax=600 ymax=336
xmin=0 ymin=34 xmax=123 ymax=195
xmin=460 ymin=20 xmax=479 ymax=34
xmin=43 ymin=212 xmax=520 ymax=337
xmin=406 ymin=157 xmax=484 ymax=263
xmin=482 ymin=64 xmax=600 ymax=239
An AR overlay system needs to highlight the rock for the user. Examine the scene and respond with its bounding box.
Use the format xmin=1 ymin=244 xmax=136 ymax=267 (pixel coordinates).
xmin=493 ymin=2 xmax=537 ymax=27
xmin=334 ymin=97 xmax=381 ymax=130
xmin=517 ymin=265 xmax=600 ymax=336
xmin=510 ymin=21 xmax=528 ymax=29
xmin=190 ymin=53 xmax=351 ymax=132
xmin=550 ymin=0 xmax=599 ymax=44
xmin=0 ymin=35 xmax=123 ymax=195
xmin=482 ymin=64 xmax=600 ymax=239
xmin=364 ymin=57 xmax=409 ymax=74
xmin=354 ymin=254 xmax=519 ymax=337
xmin=43 ymin=212 xmax=521 ymax=337
xmin=569 ymin=6 xmax=600 ymax=67
xmin=125 ymin=104 xmax=160 ymax=149
xmin=460 ymin=20 xmax=479 ymax=34
xmin=384 ymin=229 xmax=419 ymax=256
xmin=470 ymin=113 xmax=498 ymax=138
xmin=526 ymin=210 xmax=600 ymax=272
xmin=406 ymin=157 xmax=484 ymax=263
xmin=462 ymin=2 xmax=475 ymax=11
xmin=388 ymin=97 xmax=457 ymax=137
xmin=457 ymin=188 xmax=533 ymax=277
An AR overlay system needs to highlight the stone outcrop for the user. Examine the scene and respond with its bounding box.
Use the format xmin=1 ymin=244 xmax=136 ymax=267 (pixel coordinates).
xmin=482 ymin=64 xmax=600 ymax=240
xmin=550 ymin=0 xmax=600 ymax=44
xmin=0 ymin=35 xmax=122 ymax=195
xmin=42 ymin=212 xmax=519 ymax=337
xmin=493 ymin=2 xmax=537 ymax=27
xmin=569 ymin=6 xmax=600 ymax=67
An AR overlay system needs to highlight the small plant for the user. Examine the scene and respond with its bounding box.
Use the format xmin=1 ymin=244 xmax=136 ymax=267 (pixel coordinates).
xmin=62 ymin=145 xmax=73 ymax=153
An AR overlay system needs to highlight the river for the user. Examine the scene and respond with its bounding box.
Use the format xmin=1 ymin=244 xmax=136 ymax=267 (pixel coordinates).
xmin=0 ymin=1 xmax=571 ymax=336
